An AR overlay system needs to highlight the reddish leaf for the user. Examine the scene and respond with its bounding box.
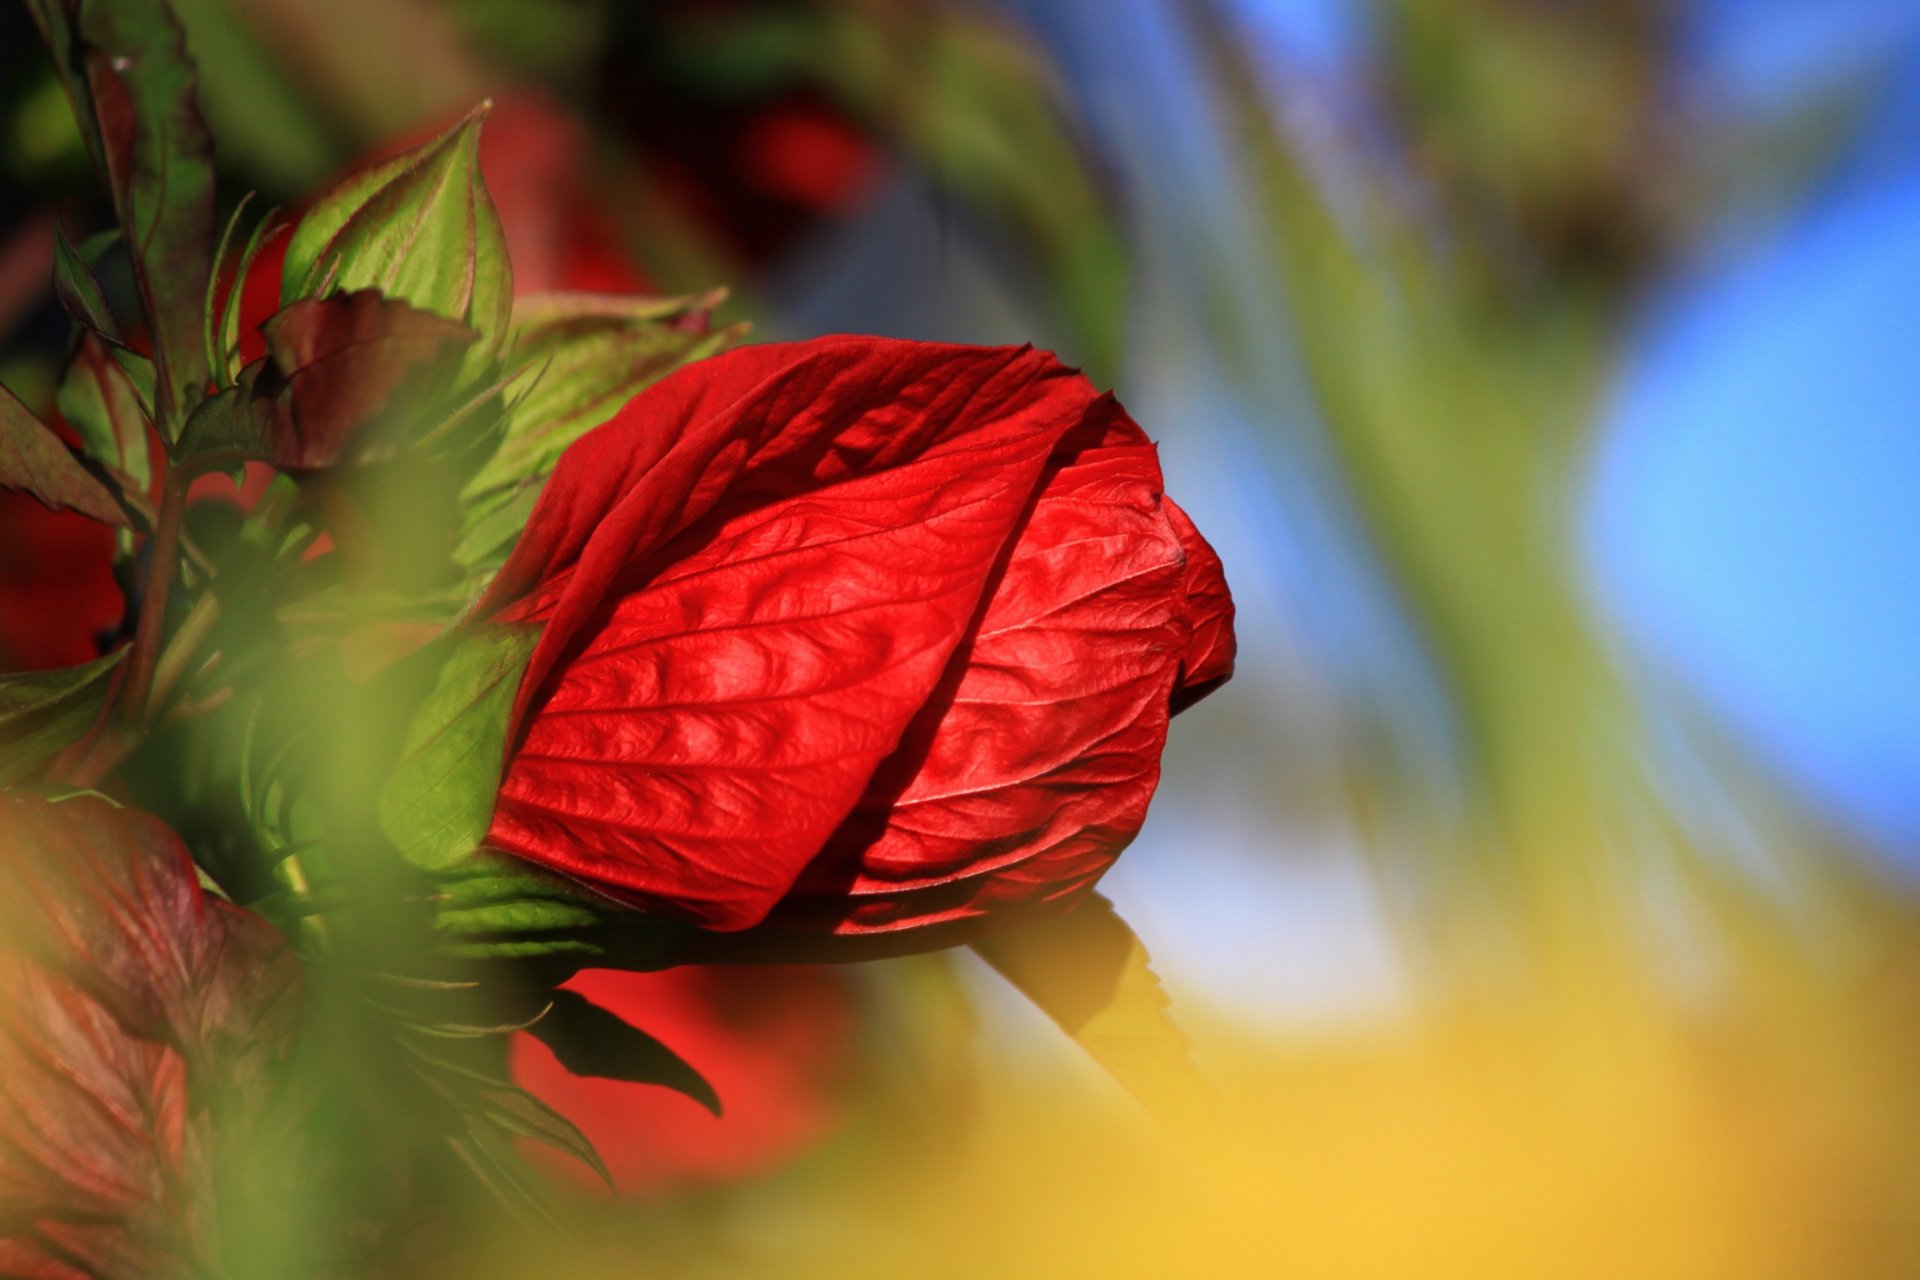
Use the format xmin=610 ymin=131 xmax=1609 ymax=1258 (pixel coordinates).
xmin=0 ymin=383 xmax=129 ymax=528
xmin=482 ymin=339 xmax=1102 ymax=930
xmin=77 ymin=0 xmax=218 ymax=426
xmin=0 ymin=793 xmax=300 ymax=1278
xmin=57 ymin=332 xmax=155 ymax=493
xmin=256 ymin=291 xmax=476 ymax=470
xmin=185 ymin=292 xmax=477 ymax=473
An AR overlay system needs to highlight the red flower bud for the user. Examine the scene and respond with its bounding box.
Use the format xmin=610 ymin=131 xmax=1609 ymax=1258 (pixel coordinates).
xmin=481 ymin=337 xmax=1233 ymax=940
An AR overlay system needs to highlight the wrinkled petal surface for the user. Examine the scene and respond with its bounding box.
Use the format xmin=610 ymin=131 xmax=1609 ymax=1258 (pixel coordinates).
xmin=484 ymin=336 xmax=1236 ymax=940
xmin=486 ymin=340 xmax=1100 ymax=928
xmin=772 ymin=402 xmax=1188 ymax=934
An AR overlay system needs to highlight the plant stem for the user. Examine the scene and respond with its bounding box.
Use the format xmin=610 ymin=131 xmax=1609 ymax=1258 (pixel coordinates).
xmin=121 ymin=472 xmax=187 ymax=724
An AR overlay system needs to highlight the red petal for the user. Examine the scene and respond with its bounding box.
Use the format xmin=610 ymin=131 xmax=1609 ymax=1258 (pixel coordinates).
xmin=487 ymin=340 xmax=1099 ymax=928
xmin=1164 ymin=496 xmax=1236 ymax=713
xmin=772 ymin=402 xmax=1190 ymax=935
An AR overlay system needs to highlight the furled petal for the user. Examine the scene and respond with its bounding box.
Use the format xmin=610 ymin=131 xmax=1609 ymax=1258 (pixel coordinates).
xmin=485 ymin=339 xmax=1102 ymax=928
xmin=766 ymin=399 xmax=1190 ymax=936
xmin=1164 ymin=496 xmax=1235 ymax=713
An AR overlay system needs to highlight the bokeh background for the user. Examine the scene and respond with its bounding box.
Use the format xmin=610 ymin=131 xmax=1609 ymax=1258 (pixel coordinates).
xmin=4 ymin=0 xmax=1919 ymax=1275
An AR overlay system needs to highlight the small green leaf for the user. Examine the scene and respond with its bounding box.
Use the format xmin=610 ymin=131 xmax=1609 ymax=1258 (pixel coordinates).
xmin=531 ymin=988 xmax=723 ymax=1116
xmin=0 ymin=651 xmax=125 ymax=785
xmin=453 ymin=295 xmax=739 ymax=577
xmin=446 ymin=1113 xmax=567 ymax=1233
xmin=0 ymin=380 xmax=130 ymax=526
xmin=220 ymin=211 xmax=282 ymax=383
xmin=377 ymin=623 xmax=538 ymax=871
xmin=76 ymin=0 xmax=219 ymax=428
xmin=464 ymin=295 xmax=737 ymax=502
xmin=285 ymin=106 xmax=513 ymax=359
xmin=52 ymin=224 xmax=120 ymax=340
xmin=972 ymin=893 xmax=1210 ymax=1125
xmin=57 ymin=331 xmax=152 ymax=492
xmin=469 ymin=1080 xmax=614 ymax=1190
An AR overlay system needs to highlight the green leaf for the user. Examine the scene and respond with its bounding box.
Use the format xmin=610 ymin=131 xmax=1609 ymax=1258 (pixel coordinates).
xmin=464 ymin=294 xmax=736 ymax=501
xmin=284 ymin=105 xmax=513 ymax=359
xmin=57 ymin=331 xmax=152 ymax=492
xmin=972 ymin=893 xmax=1210 ymax=1125
xmin=454 ymin=295 xmax=740 ymax=576
xmin=468 ymin=1079 xmax=614 ymax=1190
xmin=0 ymin=651 xmax=125 ymax=785
xmin=219 ymin=211 xmax=281 ymax=383
xmin=75 ymin=0 xmax=219 ymax=428
xmin=52 ymin=223 xmax=120 ymax=340
xmin=377 ymin=623 xmax=538 ymax=871
xmin=0 ymin=379 xmax=130 ymax=526
xmin=531 ymin=988 xmax=722 ymax=1115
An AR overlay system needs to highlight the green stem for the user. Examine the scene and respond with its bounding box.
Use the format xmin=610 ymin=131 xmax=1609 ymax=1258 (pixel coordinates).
xmin=120 ymin=472 xmax=187 ymax=725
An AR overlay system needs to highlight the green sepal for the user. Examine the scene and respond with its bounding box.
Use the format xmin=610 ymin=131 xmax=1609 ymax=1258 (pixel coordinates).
xmin=464 ymin=291 xmax=736 ymax=500
xmin=376 ymin=622 xmax=538 ymax=872
xmin=282 ymin=105 xmax=513 ymax=362
xmin=972 ymin=892 xmax=1210 ymax=1127
xmin=0 ymin=651 xmax=125 ymax=785
xmin=530 ymin=987 xmax=722 ymax=1115
xmin=420 ymin=853 xmax=696 ymax=966
xmin=455 ymin=293 xmax=740 ymax=575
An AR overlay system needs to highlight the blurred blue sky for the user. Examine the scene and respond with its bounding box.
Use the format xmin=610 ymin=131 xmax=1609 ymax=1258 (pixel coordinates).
xmin=1591 ymin=1 xmax=1920 ymax=862
xmin=1198 ymin=0 xmax=1920 ymax=867
xmin=779 ymin=0 xmax=1920 ymax=1017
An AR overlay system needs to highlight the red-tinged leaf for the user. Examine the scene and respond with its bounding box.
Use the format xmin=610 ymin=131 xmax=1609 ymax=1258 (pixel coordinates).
xmin=256 ymin=291 xmax=477 ymax=470
xmin=481 ymin=339 xmax=1102 ymax=930
xmin=0 ymin=381 xmax=130 ymax=527
xmin=181 ymin=292 xmax=476 ymax=472
xmin=0 ymin=792 xmax=300 ymax=1278
xmin=52 ymin=225 xmax=120 ymax=342
xmin=0 ymin=651 xmax=123 ymax=785
xmin=768 ymin=403 xmax=1191 ymax=936
xmin=57 ymin=332 xmax=154 ymax=493
xmin=76 ymin=0 xmax=218 ymax=427
xmin=972 ymin=892 xmax=1211 ymax=1127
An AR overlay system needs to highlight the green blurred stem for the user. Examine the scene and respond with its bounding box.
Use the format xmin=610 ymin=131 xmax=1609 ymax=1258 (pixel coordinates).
xmin=120 ymin=471 xmax=187 ymax=725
